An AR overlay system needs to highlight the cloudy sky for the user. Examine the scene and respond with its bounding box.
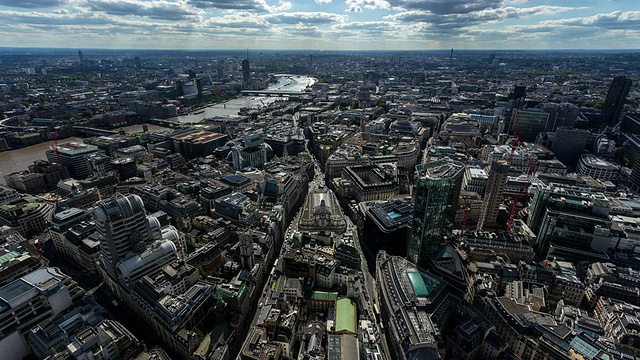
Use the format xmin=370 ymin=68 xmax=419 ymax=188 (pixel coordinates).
xmin=0 ymin=0 xmax=638 ymax=50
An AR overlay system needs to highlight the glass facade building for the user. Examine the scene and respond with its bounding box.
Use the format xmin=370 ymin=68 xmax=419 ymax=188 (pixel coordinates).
xmin=407 ymin=160 xmax=464 ymax=266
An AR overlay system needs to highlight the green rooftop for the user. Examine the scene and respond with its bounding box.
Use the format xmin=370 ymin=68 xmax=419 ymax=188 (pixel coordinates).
xmin=335 ymin=298 xmax=356 ymax=334
xmin=311 ymin=291 xmax=338 ymax=301
xmin=408 ymin=272 xmax=433 ymax=297
xmin=0 ymin=251 xmax=20 ymax=266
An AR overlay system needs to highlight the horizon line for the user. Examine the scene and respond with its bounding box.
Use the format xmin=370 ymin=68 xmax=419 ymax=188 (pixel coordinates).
xmin=1 ymin=46 xmax=640 ymax=53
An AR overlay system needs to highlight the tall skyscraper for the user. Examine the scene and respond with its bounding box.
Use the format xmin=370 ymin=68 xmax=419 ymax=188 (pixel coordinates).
xmin=94 ymin=194 xmax=153 ymax=281
xmin=602 ymin=76 xmax=632 ymax=125
xmin=94 ymin=194 xmax=176 ymax=293
xmin=478 ymin=160 xmax=510 ymax=230
xmin=407 ymin=160 xmax=464 ymax=266
xmin=78 ymin=50 xmax=84 ymax=68
xmin=242 ymin=58 xmax=250 ymax=85
xmin=239 ymin=229 xmax=254 ymax=270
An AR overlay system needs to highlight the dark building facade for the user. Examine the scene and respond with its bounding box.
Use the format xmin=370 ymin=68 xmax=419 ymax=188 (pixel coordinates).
xmin=602 ymin=76 xmax=632 ymax=125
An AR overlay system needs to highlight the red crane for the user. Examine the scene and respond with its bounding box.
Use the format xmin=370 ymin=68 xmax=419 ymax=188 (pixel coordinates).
xmin=462 ymin=204 xmax=471 ymax=231
xmin=53 ymin=130 xmax=68 ymax=179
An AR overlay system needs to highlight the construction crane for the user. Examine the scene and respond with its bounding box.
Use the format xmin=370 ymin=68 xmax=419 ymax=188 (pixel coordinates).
xmin=507 ymin=159 xmax=537 ymax=233
xmin=462 ymin=204 xmax=471 ymax=231
xmin=53 ymin=130 xmax=68 ymax=179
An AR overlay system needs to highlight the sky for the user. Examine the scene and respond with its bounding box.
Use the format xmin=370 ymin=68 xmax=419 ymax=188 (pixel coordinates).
xmin=0 ymin=0 xmax=638 ymax=50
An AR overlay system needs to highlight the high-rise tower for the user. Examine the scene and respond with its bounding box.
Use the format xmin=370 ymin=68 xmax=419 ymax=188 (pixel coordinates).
xmin=602 ymin=76 xmax=632 ymax=125
xmin=239 ymin=229 xmax=254 ymax=270
xmin=94 ymin=194 xmax=154 ymax=282
xmin=242 ymin=50 xmax=250 ymax=85
xmin=407 ymin=160 xmax=464 ymax=266
xmin=478 ymin=160 xmax=510 ymax=230
xmin=93 ymin=192 xmax=180 ymax=297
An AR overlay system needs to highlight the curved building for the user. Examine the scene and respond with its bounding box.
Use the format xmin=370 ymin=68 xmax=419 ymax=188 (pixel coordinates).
xmin=577 ymin=154 xmax=620 ymax=182
xmin=94 ymin=194 xmax=165 ymax=289
xmin=376 ymin=251 xmax=449 ymax=360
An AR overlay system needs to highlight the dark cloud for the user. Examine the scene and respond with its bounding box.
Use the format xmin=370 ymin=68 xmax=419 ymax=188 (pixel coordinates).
xmin=0 ymin=0 xmax=67 ymax=9
xmin=188 ymin=0 xmax=269 ymax=11
xmin=386 ymin=0 xmax=502 ymax=14
xmin=87 ymin=0 xmax=200 ymax=21
xmin=265 ymin=12 xmax=346 ymax=25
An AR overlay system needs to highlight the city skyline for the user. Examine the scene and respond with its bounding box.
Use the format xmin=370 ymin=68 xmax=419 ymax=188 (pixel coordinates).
xmin=0 ymin=0 xmax=638 ymax=50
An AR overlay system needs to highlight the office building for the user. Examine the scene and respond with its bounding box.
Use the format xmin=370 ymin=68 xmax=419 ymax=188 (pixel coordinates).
xmin=602 ymin=76 xmax=632 ymax=125
xmin=376 ymin=252 xmax=449 ymax=360
xmin=478 ymin=160 xmax=509 ymax=230
xmin=630 ymin=158 xmax=640 ymax=192
xmin=527 ymin=183 xmax=612 ymax=260
xmin=0 ymin=240 xmax=45 ymax=288
xmin=3 ymin=171 xmax=45 ymax=194
xmin=28 ymin=301 xmax=140 ymax=360
xmin=171 ymin=130 xmax=228 ymax=159
xmin=0 ymin=197 xmax=53 ymax=238
xmin=49 ymin=207 xmax=91 ymax=252
xmin=462 ymin=167 xmax=488 ymax=195
xmin=94 ymin=194 xmax=176 ymax=292
xmin=214 ymin=192 xmax=259 ymax=226
xmin=509 ymin=109 xmax=549 ymax=143
xmin=85 ymin=152 xmax=112 ymax=178
xmin=0 ymin=268 xmax=84 ymax=359
xmin=242 ymin=58 xmax=250 ymax=84
xmin=339 ymin=163 xmax=398 ymax=202
xmin=407 ymin=160 xmax=464 ymax=266
xmin=362 ymin=200 xmax=413 ymax=267
xmin=45 ymin=142 xmax=99 ymax=179
xmin=577 ymin=154 xmax=620 ymax=182
xmin=551 ymin=127 xmax=590 ymax=168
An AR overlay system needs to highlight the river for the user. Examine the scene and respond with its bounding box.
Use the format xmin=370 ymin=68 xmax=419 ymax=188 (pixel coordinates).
xmin=0 ymin=75 xmax=315 ymax=184
xmin=170 ymin=74 xmax=315 ymax=124
xmin=0 ymin=124 xmax=169 ymax=184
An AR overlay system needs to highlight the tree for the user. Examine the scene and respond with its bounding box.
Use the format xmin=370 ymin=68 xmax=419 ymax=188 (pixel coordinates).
xmin=82 ymin=110 xmax=93 ymax=118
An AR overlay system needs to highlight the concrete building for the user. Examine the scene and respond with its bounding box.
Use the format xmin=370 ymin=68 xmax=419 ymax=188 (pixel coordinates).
xmin=45 ymin=142 xmax=99 ymax=179
xmin=28 ymin=301 xmax=140 ymax=360
xmin=49 ymin=207 xmax=100 ymax=272
xmin=0 ymin=268 xmax=84 ymax=359
xmin=509 ymin=109 xmax=549 ymax=143
xmin=478 ymin=160 xmax=509 ymax=231
xmin=462 ymin=167 xmax=488 ymax=195
xmin=551 ymin=127 xmax=590 ymax=168
xmin=376 ymin=252 xmax=449 ymax=360
xmin=171 ymin=130 xmax=228 ymax=159
xmin=94 ymin=194 xmax=177 ymax=293
xmin=0 ymin=240 xmax=45 ymax=288
xmin=0 ymin=197 xmax=53 ymax=238
xmin=3 ymin=171 xmax=45 ymax=194
xmin=577 ymin=154 xmax=620 ymax=182
xmin=338 ymin=163 xmax=398 ymax=202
